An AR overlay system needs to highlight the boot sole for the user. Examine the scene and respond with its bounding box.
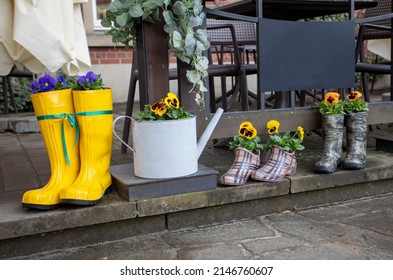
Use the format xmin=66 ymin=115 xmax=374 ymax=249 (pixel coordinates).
xmin=22 ymin=203 xmax=61 ymax=211
xmin=61 ymin=186 xmax=112 ymax=206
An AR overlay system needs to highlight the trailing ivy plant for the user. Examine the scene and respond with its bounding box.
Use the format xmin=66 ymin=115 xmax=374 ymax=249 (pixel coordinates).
xmin=101 ymin=0 xmax=210 ymax=108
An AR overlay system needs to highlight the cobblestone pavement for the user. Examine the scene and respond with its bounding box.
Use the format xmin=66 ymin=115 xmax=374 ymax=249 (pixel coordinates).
xmin=14 ymin=193 xmax=393 ymax=260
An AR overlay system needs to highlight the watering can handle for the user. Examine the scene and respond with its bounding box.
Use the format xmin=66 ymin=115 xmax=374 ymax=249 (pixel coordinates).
xmin=112 ymin=115 xmax=136 ymax=153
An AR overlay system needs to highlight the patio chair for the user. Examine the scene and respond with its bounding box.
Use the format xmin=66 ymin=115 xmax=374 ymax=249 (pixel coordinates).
xmin=206 ymin=18 xmax=257 ymax=112
xmin=255 ymin=0 xmax=356 ymax=109
xmin=355 ymin=0 xmax=393 ymax=102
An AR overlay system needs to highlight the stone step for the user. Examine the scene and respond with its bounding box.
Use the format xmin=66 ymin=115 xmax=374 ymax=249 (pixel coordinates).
xmin=1 ymin=144 xmax=393 ymax=258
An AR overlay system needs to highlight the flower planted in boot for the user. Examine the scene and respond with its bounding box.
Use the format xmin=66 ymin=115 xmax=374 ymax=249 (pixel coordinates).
xmin=343 ymin=91 xmax=369 ymax=170
xmin=60 ymin=72 xmax=113 ymax=206
xmin=219 ymin=122 xmax=262 ymax=186
xmin=251 ymin=121 xmax=304 ymax=181
xmin=315 ymin=92 xmax=345 ymax=174
xmin=22 ymin=75 xmax=79 ymax=210
xmin=251 ymin=145 xmax=297 ymax=181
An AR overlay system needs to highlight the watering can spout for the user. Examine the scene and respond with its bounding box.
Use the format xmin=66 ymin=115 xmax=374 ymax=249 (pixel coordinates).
xmin=196 ymin=107 xmax=224 ymax=159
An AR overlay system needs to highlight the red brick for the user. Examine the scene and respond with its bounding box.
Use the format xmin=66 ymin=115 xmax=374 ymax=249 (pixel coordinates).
xmin=121 ymin=59 xmax=132 ymax=64
xmin=100 ymin=58 xmax=120 ymax=64
xmin=95 ymin=52 xmax=106 ymax=59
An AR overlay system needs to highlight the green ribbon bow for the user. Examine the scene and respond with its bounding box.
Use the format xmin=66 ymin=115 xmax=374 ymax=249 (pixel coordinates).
xmin=37 ymin=110 xmax=113 ymax=166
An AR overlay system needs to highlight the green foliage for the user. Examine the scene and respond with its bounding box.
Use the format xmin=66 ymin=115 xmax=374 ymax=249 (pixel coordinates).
xmin=316 ymin=99 xmax=345 ymax=115
xmin=0 ymin=77 xmax=33 ymax=113
xmin=102 ymin=0 xmax=210 ymax=108
xmin=229 ymin=135 xmax=263 ymax=153
xmin=263 ymin=131 xmax=305 ymax=153
xmin=137 ymin=104 xmax=192 ymax=121
xmin=344 ymin=100 xmax=369 ymax=113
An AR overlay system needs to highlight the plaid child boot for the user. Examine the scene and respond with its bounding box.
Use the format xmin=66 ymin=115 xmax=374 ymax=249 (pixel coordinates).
xmin=251 ymin=145 xmax=297 ymax=182
xmin=219 ymin=147 xmax=260 ymax=186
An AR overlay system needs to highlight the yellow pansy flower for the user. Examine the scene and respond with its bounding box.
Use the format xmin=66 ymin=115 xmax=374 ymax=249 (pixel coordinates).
xmin=267 ymin=120 xmax=280 ymax=134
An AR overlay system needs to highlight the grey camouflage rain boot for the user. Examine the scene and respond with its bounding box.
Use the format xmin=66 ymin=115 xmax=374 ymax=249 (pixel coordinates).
xmin=314 ymin=114 xmax=344 ymax=173
xmin=343 ymin=112 xmax=368 ymax=170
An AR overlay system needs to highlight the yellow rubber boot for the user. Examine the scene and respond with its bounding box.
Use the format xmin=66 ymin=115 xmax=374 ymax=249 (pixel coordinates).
xmin=22 ymin=89 xmax=80 ymax=210
xmin=60 ymin=89 xmax=113 ymax=205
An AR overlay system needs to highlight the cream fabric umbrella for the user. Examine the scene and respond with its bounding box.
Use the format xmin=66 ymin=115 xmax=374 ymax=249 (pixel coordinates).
xmin=0 ymin=0 xmax=91 ymax=76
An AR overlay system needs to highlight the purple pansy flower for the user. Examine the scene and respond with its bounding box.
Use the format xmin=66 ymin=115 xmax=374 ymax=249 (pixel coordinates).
xmin=57 ymin=75 xmax=67 ymax=87
xmin=30 ymin=79 xmax=40 ymax=94
xmin=38 ymin=74 xmax=56 ymax=92
xmin=77 ymin=75 xmax=88 ymax=86
xmin=85 ymin=71 xmax=97 ymax=84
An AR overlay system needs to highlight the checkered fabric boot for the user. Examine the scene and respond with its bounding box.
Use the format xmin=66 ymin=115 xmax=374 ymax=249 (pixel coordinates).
xmin=314 ymin=114 xmax=344 ymax=173
xmin=343 ymin=112 xmax=368 ymax=170
xmin=219 ymin=147 xmax=260 ymax=186
xmin=251 ymin=145 xmax=297 ymax=182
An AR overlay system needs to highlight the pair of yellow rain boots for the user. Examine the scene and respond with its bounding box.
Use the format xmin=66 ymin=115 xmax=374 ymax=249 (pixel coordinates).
xmin=22 ymin=88 xmax=113 ymax=210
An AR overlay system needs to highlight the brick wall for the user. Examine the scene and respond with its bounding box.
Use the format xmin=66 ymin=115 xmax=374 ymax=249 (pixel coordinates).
xmin=89 ymin=47 xmax=133 ymax=65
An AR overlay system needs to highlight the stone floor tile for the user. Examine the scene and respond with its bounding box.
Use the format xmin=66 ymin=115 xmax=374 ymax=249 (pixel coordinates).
xmin=17 ymin=235 xmax=178 ymax=260
xmin=340 ymin=211 xmax=393 ymax=236
xmin=3 ymin=173 xmax=40 ymax=191
xmin=178 ymin=243 xmax=249 ymax=260
xmin=265 ymin=212 xmax=352 ymax=243
xmin=242 ymin=233 xmax=309 ymax=257
xmin=257 ymin=240 xmax=386 ymax=260
xmin=296 ymin=204 xmax=361 ymax=222
xmin=162 ymin=219 xmax=275 ymax=247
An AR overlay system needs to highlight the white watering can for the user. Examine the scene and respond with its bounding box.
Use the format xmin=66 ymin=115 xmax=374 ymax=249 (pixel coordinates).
xmin=113 ymin=107 xmax=223 ymax=179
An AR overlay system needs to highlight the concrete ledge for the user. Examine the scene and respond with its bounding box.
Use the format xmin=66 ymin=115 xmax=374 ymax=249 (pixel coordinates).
xmin=291 ymin=155 xmax=393 ymax=193
xmin=137 ymin=180 xmax=289 ymax=217
xmin=0 ymin=114 xmax=39 ymax=133
xmin=0 ymin=192 xmax=137 ymax=240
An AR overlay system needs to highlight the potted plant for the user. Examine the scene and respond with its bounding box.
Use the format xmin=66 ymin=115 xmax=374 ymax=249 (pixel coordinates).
xmin=22 ymin=74 xmax=80 ymax=210
xmin=343 ymin=90 xmax=369 ymax=170
xmin=251 ymin=120 xmax=304 ymax=182
xmin=219 ymin=122 xmax=262 ymax=186
xmin=314 ymin=91 xmax=345 ymax=173
xmin=59 ymin=71 xmax=114 ymax=206
xmin=101 ymin=0 xmax=210 ymax=107
xmin=113 ymin=92 xmax=223 ymax=179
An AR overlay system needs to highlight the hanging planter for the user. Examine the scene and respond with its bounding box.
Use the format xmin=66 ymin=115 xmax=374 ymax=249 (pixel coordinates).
xmin=101 ymin=0 xmax=210 ymax=107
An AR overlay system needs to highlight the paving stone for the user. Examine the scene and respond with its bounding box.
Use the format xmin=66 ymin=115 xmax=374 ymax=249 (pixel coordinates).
xmin=18 ymin=235 xmax=178 ymax=260
xmin=162 ymin=219 xmax=275 ymax=247
xmin=178 ymin=242 xmax=249 ymax=260
xmin=257 ymin=240 xmax=384 ymax=260
xmin=242 ymin=232 xmax=309 ymax=257
xmin=340 ymin=211 xmax=393 ymax=236
xmin=265 ymin=212 xmax=351 ymax=243
xmin=345 ymin=194 xmax=393 ymax=213
xmin=296 ymin=204 xmax=361 ymax=222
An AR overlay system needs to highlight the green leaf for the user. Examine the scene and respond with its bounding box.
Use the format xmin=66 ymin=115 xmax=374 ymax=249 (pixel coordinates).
xmin=109 ymin=1 xmax=123 ymax=13
xmin=195 ymin=56 xmax=208 ymax=71
xmin=170 ymin=31 xmax=183 ymax=48
xmin=101 ymin=17 xmax=112 ymax=28
xmin=186 ymin=70 xmax=200 ymax=83
xmin=116 ymin=13 xmax=129 ymax=27
xmin=172 ymin=1 xmax=187 ymax=16
xmin=162 ymin=10 xmax=174 ymax=25
xmin=184 ymin=33 xmax=196 ymax=55
xmin=129 ymin=4 xmax=144 ymax=18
